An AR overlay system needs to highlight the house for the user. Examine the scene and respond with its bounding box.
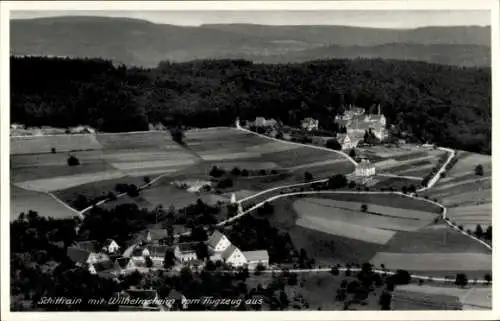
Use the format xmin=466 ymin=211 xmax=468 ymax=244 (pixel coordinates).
xmin=66 ymin=242 xmax=110 ymax=266
xmin=301 ymin=118 xmax=319 ymax=132
xmin=221 ymin=244 xmax=247 ymax=267
xmin=142 ymin=244 xmax=170 ymax=263
xmin=355 ymin=159 xmax=376 ymax=177
xmin=144 ymin=229 xmax=168 ymax=244
xmin=207 ymin=230 xmax=232 ymax=253
xmin=173 ymin=243 xmax=198 ymax=263
xmin=336 ymin=133 xmax=357 ymax=150
xmin=115 ymin=257 xmax=137 ymax=272
xmin=242 ymin=250 xmax=269 ymax=269
xmin=88 ymin=260 xmax=121 ymax=279
xmin=254 ymin=117 xmax=278 ymax=128
xmin=102 ymin=239 xmax=120 ymax=254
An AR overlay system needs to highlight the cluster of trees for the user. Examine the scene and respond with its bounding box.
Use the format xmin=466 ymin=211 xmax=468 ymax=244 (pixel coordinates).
xmin=11 ymin=56 xmax=491 ymax=154
xmin=210 ymin=165 xmax=281 ymax=178
xmin=421 ymin=153 xmax=450 ymax=187
xmin=10 ymin=211 xmax=119 ymax=311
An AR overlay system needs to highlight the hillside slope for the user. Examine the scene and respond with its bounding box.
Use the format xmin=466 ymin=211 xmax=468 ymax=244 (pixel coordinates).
xmin=10 ymin=17 xmax=491 ymax=67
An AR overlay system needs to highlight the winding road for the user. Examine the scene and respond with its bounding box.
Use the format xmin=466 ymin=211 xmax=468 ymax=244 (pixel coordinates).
xmin=47 ymin=125 xmax=490 ymax=284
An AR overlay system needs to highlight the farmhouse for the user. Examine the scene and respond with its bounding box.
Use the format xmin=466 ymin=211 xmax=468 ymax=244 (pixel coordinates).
xmin=88 ymin=260 xmax=121 ymax=279
xmin=207 ymin=231 xmax=269 ymax=268
xmin=102 ymin=239 xmax=120 ymax=254
xmin=301 ymin=118 xmax=319 ymax=131
xmin=115 ymin=257 xmax=137 ymax=271
xmin=207 ymin=230 xmax=232 ymax=253
xmin=335 ymin=104 xmax=388 ymax=141
xmin=131 ymin=244 xmax=170 ymax=264
xmin=242 ymin=250 xmax=270 ymax=269
xmin=144 ymin=228 xmax=168 ymax=244
xmin=173 ymin=243 xmax=198 ymax=263
xmin=66 ymin=241 xmax=110 ymax=266
xmin=221 ymin=244 xmax=247 ymax=267
xmin=355 ymin=159 xmax=376 ymax=177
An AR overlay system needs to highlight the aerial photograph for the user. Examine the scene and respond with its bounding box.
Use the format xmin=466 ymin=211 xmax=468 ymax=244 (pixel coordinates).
xmin=5 ymin=3 xmax=493 ymax=315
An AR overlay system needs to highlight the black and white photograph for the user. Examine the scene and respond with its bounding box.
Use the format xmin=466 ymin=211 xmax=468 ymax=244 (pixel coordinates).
xmin=1 ymin=0 xmax=497 ymax=319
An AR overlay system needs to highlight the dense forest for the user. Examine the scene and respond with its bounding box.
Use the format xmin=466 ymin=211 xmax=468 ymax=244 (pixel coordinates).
xmin=11 ymin=56 xmax=491 ymax=154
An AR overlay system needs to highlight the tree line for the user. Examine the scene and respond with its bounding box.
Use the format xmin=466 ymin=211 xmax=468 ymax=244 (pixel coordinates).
xmin=11 ymin=56 xmax=491 ymax=154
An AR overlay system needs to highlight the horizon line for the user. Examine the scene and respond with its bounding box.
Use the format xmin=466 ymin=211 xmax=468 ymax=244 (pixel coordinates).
xmin=10 ymin=15 xmax=492 ymax=30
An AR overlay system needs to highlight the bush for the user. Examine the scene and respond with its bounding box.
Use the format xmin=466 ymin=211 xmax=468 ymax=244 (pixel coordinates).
xmin=216 ymin=178 xmax=233 ymax=189
xmin=361 ymin=204 xmax=368 ymax=212
xmin=304 ymin=171 xmax=313 ymax=182
xmin=51 ymin=147 xmax=56 ymax=153
xmin=67 ymin=155 xmax=80 ymax=166
xmin=210 ymin=166 xmax=225 ymax=178
xmin=231 ymin=167 xmax=241 ymax=176
xmin=475 ymin=164 xmax=484 ymax=176
xmin=126 ymin=184 xmax=140 ymax=197
xmin=455 ymin=273 xmax=468 ymax=287
xmin=326 ymin=139 xmax=342 ymax=150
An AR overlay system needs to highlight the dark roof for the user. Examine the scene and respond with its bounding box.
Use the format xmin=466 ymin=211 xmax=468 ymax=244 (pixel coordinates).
xmin=147 ymin=229 xmax=168 ymax=241
xmin=103 ymin=239 xmax=119 ymax=247
xmin=116 ymin=257 xmax=132 ymax=268
xmin=207 ymin=230 xmax=226 ymax=249
xmin=132 ymin=247 xmax=145 ymax=257
xmin=176 ymin=242 xmax=197 ymax=254
xmin=221 ymin=244 xmax=239 ymax=260
xmin=146 ymin=244 xmax=170 ymax=257
xmin=67 ymin=247 xmax=91 ymax=263
xmin=92 ymin=260 xmax=118 ymax=272
xmin=74 ymin=240 xmax=99 ymax=252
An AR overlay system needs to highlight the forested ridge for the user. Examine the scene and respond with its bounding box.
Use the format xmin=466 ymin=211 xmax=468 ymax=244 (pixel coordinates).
xmin=11 ymin=56 xmax=491 ymax=154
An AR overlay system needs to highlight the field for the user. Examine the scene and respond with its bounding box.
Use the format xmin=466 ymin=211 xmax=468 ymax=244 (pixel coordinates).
xmin=358 ymin=144 xmax=448 ymax=179
xmin=393 ymin=284 xmax=491 ymax=310
xmin=267 ymin=193 xmax=491 ymax=276
xmin=11 ymin=132 xmax=200 ymax=195
xmin=11 ymin=134 xmax=103 ymax=155
xmin=423 ymin=151 xmax=491 ymax=230
xmin=293 ymin=198 xmax=436 ymax=232
xmin=11 ymin=185 xmax=77 ymax=221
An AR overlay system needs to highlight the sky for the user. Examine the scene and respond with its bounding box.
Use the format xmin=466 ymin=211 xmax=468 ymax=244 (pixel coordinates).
xmin=10 ymin=10 xmax=491 ymax=29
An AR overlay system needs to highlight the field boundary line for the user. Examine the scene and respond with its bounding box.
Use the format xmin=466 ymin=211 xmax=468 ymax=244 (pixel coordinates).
xmin=47 ymin=192 xmax=84 ymax=220
xmin=235 ymin=126 xmax=358 ymax=166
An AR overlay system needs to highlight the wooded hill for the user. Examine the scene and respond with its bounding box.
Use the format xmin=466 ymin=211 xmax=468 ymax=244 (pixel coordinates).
xmin=11 ymin=56 xmax=491 ymax=154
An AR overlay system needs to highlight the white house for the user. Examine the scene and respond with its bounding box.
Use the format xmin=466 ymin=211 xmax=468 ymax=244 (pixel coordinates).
xmin=337 ymin=133 xmax=357 ymax=150
xmin=173 ymin=243 xmax=198 ymax=263
xmin=221 ymin=244 xmax=247 ymax=267
xmin=301 ymin=118 xmax=319 ymax=132
xmin=207 ymin=230 xmax=232 ymax=253
xmin=355 ymin=159 xmax=376 ymax=177
xmin=242 ymin=250 xmax=269 ymax=269
xmin=102 ymin=239 xmax=120 ymax=254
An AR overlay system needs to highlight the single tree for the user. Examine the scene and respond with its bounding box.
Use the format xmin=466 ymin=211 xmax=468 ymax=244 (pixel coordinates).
xmin=145 ymin=256 xmax=153 ymax=268
xmin=304 ymin=171 xmax=313 ymax=182
xmin=379 ymin=291 xmax=392 ymax=310
xmin=163 ymin=249 xmax=176 ymax=269
xmin=51 ymin=147 xmax=56 ymax=154
xmin=484 ymin=273 xmax=492 ymax=284
xmin=475 ymin=164 xmax=484 ymax=176
xmin=474 ymin=224 xmax=484 ymax=238
xmin=67 ymin=155 xmax=80 ymax=166
xmin=349 ymin=148 xmax=356 ymax=158
xmin=361 ymin=204 xmax=368 ymax=212
xmin=326 ymin=139 xmax=342 ymax=150
xmin=143 ymin=176 xmax=151 ymax=185
xmin=455 ymin=273 xmax=468 ymax=287
xmin=231 ymin=167 xmax=241 ymax=176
